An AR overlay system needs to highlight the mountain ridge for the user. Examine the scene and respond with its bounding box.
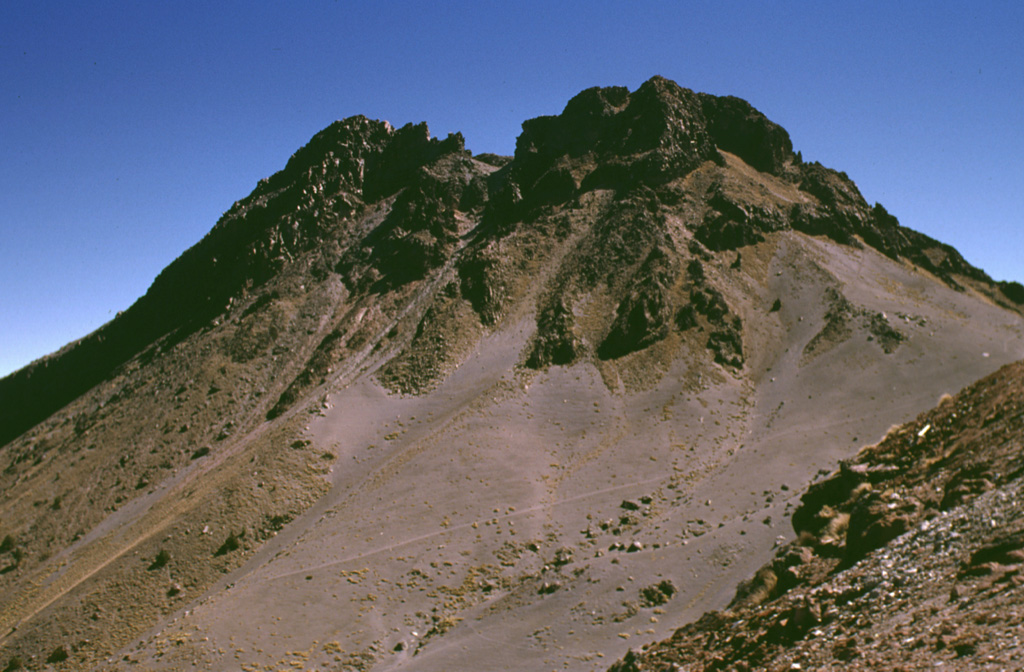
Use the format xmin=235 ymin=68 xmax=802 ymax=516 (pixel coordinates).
xmin=2 ymin=76 xmax=1019 ymax=447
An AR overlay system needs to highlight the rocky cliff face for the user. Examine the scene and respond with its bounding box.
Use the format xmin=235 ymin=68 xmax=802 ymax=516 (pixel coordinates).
xmin=0 ymin=76 xmax=1022 ymax=671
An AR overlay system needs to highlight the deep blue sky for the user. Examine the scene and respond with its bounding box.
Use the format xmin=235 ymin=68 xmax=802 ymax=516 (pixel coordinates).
xmin=2 ymin=2 xmax=1022 ymax=377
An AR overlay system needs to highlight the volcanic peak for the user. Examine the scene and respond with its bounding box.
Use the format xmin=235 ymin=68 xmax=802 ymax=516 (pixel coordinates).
xmin=2 ymin=76 xmax=1021 ymax=446
xmin=1 ymin=76 xmax=1024 ymax=672
xmin=2 ymin=77 xmax=1024 ymax=440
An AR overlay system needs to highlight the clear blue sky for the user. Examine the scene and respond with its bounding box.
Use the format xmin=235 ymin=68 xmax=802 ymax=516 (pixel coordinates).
xmin=2 ymin=1 xmax=1022 ymax=377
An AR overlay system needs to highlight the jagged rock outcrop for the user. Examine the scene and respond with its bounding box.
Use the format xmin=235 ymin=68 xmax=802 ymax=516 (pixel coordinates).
xmin=693 ymin=188 xmax=788 ymax=251
xmin=598 ymin=245 xmax=680 ymax=359
xmin=697 ymin=93 xmax=794 ymax=175
xmin=511 ymin=78 xmax=719 ymax=202
xmin=526 ymin=299 xmax=583 ymax=368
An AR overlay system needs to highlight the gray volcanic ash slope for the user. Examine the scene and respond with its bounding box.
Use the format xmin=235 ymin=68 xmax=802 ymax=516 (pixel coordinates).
xmin=607 ymin=358 xmax=1024 ymax=671
xmin=0 ymin=76 xmax=1022 ymax=671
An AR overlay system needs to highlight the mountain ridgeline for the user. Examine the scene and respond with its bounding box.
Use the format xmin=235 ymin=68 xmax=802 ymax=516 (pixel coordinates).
xmin=1 ymin=76 xmax=1018 ymax=447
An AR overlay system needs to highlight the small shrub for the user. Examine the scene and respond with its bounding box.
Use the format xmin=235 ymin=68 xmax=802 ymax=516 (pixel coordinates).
xmin=0 ymin=535 xmax=14 ymax=554
xmin=46 ymin=646 xmax=68 ymax=664
xmin=3 ymin=656 xmax=24 ymax=672
xmin=190 ymin=446 xmax=210 ymax=460
xmin=215 ymin=532 xmax=242 ymax=557
xmin=148 ymin=549 xmax=171 ymax=571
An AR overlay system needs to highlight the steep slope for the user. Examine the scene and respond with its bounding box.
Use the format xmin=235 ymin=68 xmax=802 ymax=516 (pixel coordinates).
xmin=607 ymin=359 xmax=1024 ymax=671
xmin=0 ymin=76 xmax=1022 ymax=671
xmin=0 ymin=118 xmax=471 ymax=448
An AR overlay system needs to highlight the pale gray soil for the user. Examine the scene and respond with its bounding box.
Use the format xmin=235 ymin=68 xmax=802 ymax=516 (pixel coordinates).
xmin=101 ymin=234 xmax=1023 ymax=672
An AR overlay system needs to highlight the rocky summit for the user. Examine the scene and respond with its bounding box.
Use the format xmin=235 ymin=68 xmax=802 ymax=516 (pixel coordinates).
xmin=1 ymin=76 xmax=1023 ymax=671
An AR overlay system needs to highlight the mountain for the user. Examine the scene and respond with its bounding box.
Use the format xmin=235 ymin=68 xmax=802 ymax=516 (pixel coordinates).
xmin=1 ymin=75 xmax=1022 ymax=671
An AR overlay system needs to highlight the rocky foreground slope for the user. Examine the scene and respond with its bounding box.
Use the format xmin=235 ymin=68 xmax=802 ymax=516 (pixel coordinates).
xmin=608 ymin=359 xmax=1024 ymax=671
xmin=0 ymin=76 xmax=1022 ymax=671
